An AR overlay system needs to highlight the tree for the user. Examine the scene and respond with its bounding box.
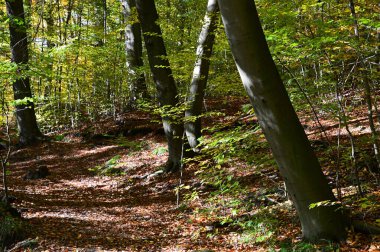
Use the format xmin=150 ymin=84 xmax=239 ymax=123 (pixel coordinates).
xmin=348 ymin=0 xmax=380 ymax=171
xmin=135 ymin=0 xmax=184 ymax=172
xmin=217 ymin=0 xmax=348 ymax=242
xmin=6 ymin=0 xmax=43 ymax=145
xmin=185 ymin=0 xmax=219 ymax=151
xmin=121 ymin=0 xmax=148 ymax=107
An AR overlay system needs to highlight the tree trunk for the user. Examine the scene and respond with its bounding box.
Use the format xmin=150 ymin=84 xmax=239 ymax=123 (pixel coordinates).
xmin=102 ymin=0 xmax=107 ymax=45
xmin=44 ymin=0 xmax=55 ymax=98
xmin=6 ymin=0 xmax=43 ymax=145
xmin=135 ymin=0 xmax=184 ymax=172
xmin=185 ymin=0 xmax=219 ymax=151
xmin=217 ymin=0 xmax=348 ymax=242
xmin=348 ymin=0 xmax=359 ymax=37
xmin=64 ymin=0 xmax=74 ymax=43
xmin=348 ymin=0 xmax=380 ymax=172
xmin=121 ymin=0 xmax=148 ymax=107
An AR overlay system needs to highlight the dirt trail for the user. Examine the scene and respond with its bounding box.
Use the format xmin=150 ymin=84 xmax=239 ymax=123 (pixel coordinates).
xmin=5 ymin=102 xmax=380 ymax=251
xmin=6 ymin=135 xmax=227 ymax=251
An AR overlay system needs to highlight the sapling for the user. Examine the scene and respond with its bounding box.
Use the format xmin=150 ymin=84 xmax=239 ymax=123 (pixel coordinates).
xmin=1 ymin=102 xmax=12 ymax=206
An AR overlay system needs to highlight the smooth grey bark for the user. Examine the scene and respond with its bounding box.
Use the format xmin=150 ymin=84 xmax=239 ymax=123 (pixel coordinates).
xmin=6 ymin=0 xmax=43 ymax=145
xmin=135 ymin=0 xmax=184 ymax=172
xmin=217 ymin=0 xmax=348 ymax=242
xmin=185 ymin=0 xmax=219 ymax=151
xmin=121 ymin=0 xmax=148 ymax=107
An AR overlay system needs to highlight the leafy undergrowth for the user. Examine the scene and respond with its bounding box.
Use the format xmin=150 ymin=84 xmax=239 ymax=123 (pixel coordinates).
xmin=1 ymin=100 xmax=380 ymax=251
xmin=0 ymin=202 xmax=25 ymax=250
xmin=181 ymin=120 xmax=380 ymax=251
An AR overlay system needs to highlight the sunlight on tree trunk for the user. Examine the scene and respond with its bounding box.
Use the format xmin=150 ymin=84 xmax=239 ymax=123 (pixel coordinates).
xmin=185 ymin=0 xmax=219 ymax=151
xmin=217 ymin=0 xmax=349 ymax=242
xmin=121 ymin=0 xmax=148 ymax=108
xmin=135 ymin=0 xmax=184 ymax=172
xmin=6 ymin=0 xmax=43 ymax=145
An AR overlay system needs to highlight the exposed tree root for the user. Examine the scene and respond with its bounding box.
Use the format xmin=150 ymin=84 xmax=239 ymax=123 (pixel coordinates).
xmin=7 ymin=238 xmax=38 ymax=252
xmin=17 ymin=135 xmax=49 ymax=148
xmin=164 ymin=160 xmax=181 ymax=173
xmin=352 ymin=220 xmax=380 ymax=235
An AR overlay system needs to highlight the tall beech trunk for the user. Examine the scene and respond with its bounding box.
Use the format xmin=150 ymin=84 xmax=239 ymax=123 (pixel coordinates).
xmin=185 ymin=0 xmax=219 ymax=151
xmin=6 ymin=0 xmax=43 ymax=145
xmin=121 ymin=0 xmax=148 ymax=107
xmin=135 ymin=0 xmax=184 ymax=172
xmin=217 ymin=0 xmax=348 ymax=242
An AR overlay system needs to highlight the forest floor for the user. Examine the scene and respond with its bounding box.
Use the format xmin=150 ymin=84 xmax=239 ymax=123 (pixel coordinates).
xmin=3 ymin=98 xmax=380 ymax=251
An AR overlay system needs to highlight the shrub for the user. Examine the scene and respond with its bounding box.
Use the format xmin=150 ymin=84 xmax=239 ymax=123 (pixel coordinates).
xmin=0 ymin=202 xmax=25 ymax=250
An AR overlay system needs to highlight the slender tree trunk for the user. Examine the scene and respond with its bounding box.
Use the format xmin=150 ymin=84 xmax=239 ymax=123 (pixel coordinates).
xmin=6 ymin=0 xmax=43 ymax=145
xmin=217 ymin=0 xmax=348 ymax=242
xmin=102 ymin=0 xmax=107 ymax=45
xmin=185 ymin=0 xmax=219 ymax=151
xmin=348 ymin=0 xmax=380 ymax=170
xmin=44 ymin=0 xmax=55 ymax=98
xmin=175 ymin=0 xmax=186 ymax=48
xmin=348 ymin=0 xmax=359 ymax=37
xmin=57 ymin=0 xmax=62 ymax=42
xmin=334 ymin=73 xmax=362 ymax=196
xmin=363 ymin=75 xmax=380 ymax=169
xmin=64 ymin=0 xmax=74 ymax=43
xmin=121 ymin=0 xmax=148 ymax=107
xmin=135 ymin=0 xmax=184 ymax=172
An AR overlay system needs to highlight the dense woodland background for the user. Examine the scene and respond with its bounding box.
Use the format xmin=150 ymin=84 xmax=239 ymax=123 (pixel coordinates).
xmin=0 ymin=0 xmax=379 ymax=251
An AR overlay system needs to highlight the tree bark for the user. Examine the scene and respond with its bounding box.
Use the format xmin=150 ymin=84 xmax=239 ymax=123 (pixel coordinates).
xmin=121 ymin=0 xmax=148 ymax=107
xmin=6 ymin=0 xmax=43 ymax=145
xmin=44 ymin=0 xmax=55 ymax=98
xmin=64 ymin=0 xmax=74 ymax=43
xmin=217 ymin=0 xmax=348 ymax=242
xmin=135 ymin=0 xmax=184 ymax=172
xmin=348 ymin=0 xmax=359 ymax=37
xmin=185 ymin=0 xmax=219 ymax=151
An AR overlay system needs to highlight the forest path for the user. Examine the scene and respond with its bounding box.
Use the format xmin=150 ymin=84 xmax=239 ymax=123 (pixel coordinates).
xmin=7 ymin=131 xmax=222 ymax=251
xmin=5 ymin=102 xmax=380 ymax=251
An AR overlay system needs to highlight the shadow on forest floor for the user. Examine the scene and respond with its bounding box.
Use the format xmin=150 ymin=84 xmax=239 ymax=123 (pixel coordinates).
xmin=3 ymin=103 xmax=380 ymax=251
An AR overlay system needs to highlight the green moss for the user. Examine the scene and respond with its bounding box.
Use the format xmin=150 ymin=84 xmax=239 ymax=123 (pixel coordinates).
xmin=0 ymin=203 xmax=25 ymax=249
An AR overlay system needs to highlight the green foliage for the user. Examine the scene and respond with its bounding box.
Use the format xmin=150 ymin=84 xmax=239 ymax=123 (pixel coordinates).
xmin=277 ymin=241 xmax=339 ymax=252
xmin=0 ymin=0 xmax=377 ymax=136
xmin=89 ymin=155 xmax=124 ymax=176
xmin=182 ymin=120 xmax=284 ymax=247
xmin=309 ymin=200 xmax=340 ymax=209
xmin=0 ymin=203 xmax=25 ymax=249
xmin=0 ymin=0 xmax=378 ymax=249
xmin=114 ymin=138 xmax=147 ymax=152
xmin=152 ymin=146 xmax=168 ymax=156
xmin=354 ymin=196 xmax=380 ymax=211
xmin=241 ymin=104 xmax=254 ymax=114
xmin=257 ymin=0 xmax=379 ymax=121
xmin=12 ymin=97 xmax=34 ymax=107
xmin=138 ymin=98 xmax=190 ymax=125
xmin=54 ymin=134 xmax=65 ymax=141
